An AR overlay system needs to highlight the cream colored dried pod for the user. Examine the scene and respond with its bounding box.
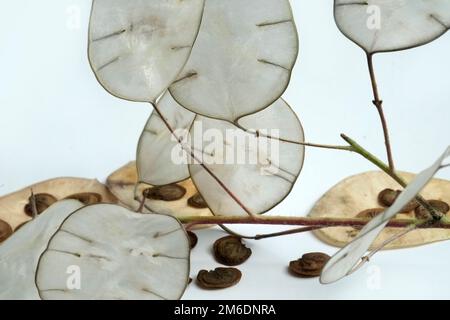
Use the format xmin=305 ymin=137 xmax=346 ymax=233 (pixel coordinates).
xmin=0 ymin=178 xmax=118 ymax=232
xmin=107 ymin=162 xmax=213 ymax=221
xmin=0 ymin=200 xmax=84 ymax=299
xmin=309 ymin=171 xmax=450 ymax=249
xmin=36 ymin=204 xmax=190 ymax=300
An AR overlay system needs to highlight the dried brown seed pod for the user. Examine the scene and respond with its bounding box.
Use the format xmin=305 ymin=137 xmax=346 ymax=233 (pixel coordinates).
xmin=197 ymin=267 xmax=242 ymax=289
xmin=0 ymin=219 xmax=13 ymax=243
xmin=356 ymin=208 xmax=384 ymax=219
xmin=187 ymin=231 xmax=198 ymax=249
xmin=415 ymin=200 xmax=450 ymax=219
xmin=378 ymin=188 xmax=418 ymax=213
xmin=187 ymin=193 xmax=208 ymax=209
xmin=213 ymin=236 xmax=252 ymax=266
xmin=143 ymin=184 xmax=187 ymax=201
xmin=289 ymin=252 xmax=330 ymax=278
xmin=24 ymin=193 xmax=57 ymax=217
xmin=64 ymin=192 xmax=102 ymax=205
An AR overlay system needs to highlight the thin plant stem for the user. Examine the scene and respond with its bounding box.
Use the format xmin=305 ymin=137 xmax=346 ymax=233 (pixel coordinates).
xmin=367 ymin=53 xmax=395 ymax=171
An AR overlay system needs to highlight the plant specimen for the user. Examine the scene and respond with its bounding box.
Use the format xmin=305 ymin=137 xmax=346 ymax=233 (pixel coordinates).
xmin=1 ymin=0 xmax=450 ymax=300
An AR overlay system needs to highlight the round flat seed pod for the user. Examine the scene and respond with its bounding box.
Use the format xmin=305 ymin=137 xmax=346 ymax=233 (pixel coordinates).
xmin=415 ymin=200 xmax=450 ymax=219
xmin=189 ymin=99 xmax=305 ymax=216
xmin=289 ymin=252 xmax=330 ymax=278
xmin=64 ymin=193 xmax=102 ymax=205
xmin=170 ymin=0 xmax=298 ymax=121
xmin=0 ymin=178 xmax=118 ymax=232
xmin=36 ymin=204 xmax=190 ymax=300
xmin=197 ymin=267 xmax=242 ymax=289
xmin=0 ymin=219 xmax=13 ymax=243
xmin=144 ymin=184 xmax=187 ymax=202
xmin=334 ymin=0 xmax=450 ymax=54
xmin=24 ymin=193 xmax=57 ymax=217
xmin=213 ymin=236 xmax=252 ymax=266
xmin=0 ymin=200 xmax=84 ymax=300
xmin=88 ymin=0 xmax=205 ymax=103
xmin=309 ymin=171 xmax=450 ymax=249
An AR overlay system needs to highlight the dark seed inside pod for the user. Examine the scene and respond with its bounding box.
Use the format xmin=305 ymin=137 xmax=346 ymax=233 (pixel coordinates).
xmin=415 ymin=200 xmax=450 ymax=219
xmin=187 ymin=231 xmax=198 ymax=249
xmin=0 ymin=219 xmax=13 ymax=243
xmin=356 ymin=208 xmax=384 ymax=219
xmin=378 ymin=188 xmax=419 ymax=213
xmin=213 ymin=236 xmax=252 ymax=266
xmin=187 ymin=193 xmax=208 ymax=209
xmin=65 ymin=192 xmax=102 ymax=205
xmin=289 ymin=252 xmax=330 ymax=278
xmin=24 ymin=193 xmax=57 ymax=217
xmin=197 ymin=267 xmax=242 ymax=289
xmin=143 ymin=184 xmax=186 ymax=201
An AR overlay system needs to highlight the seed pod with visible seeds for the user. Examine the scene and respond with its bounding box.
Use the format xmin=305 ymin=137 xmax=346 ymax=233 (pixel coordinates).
xmin=356 ymin=208 xmax=384 ymax=219
xmin=378 ymin=188 xmax=418 ymax=213
xmin=24 ymin=193 xmax=57 ymax=217
xmin=0 ymin=219 xmax=13 ymax=243
xmin=143 ymin=184 xmax=187 ymax=202
xmin=187 ymin=193 xmax=208 ymax=209
xmin=415 ymin=200 xmax=450 ymax=219
xmin=197 ymin=267 xmax=242 ymax=289
xmin=289 ymin=252 xmax=330 ymax=278
xmin=64 ymin=193 xmax=102 ymax=205
xmin=187 ymin=231 xmax=198 ymax=249
xmin=213 ymin=236 xmax=252 ymax=266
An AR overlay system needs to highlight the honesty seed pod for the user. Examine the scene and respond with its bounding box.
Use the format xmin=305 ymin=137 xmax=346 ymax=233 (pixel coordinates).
xmin=0 ymin=178 xmax=118 ymax=233
xmin=309 ymin=171 xmax=450 ymax=249
xmin=213 ymin=236 xmax=252 ymax=266
xmin=196 ymin=267 xmax=242 ymax=290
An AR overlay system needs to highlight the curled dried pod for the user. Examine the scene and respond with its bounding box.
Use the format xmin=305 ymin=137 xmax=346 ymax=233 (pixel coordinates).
xmin=197 ymin=267 xmax=242 ymax=289
xmin=0 ymin=219 xmax=13 ymax=243
xmin=289 ymin=252 xmax=330 ymax=278
xmin=187 ymin=231 xmax=198 ymax=249
xmin=378 ymin=188 xmax=418 ymax=213
xmin=356 ymin=208 xmax=384 ymax=219
xmin=415 ymin=200 xmax=450 ymax=219
xmin=213 ymin=236 xmax=252 ymax=266
xmin=64 ymin=192 xmax=102 ymax=205
xmin=24 ymin=193 xmax=57 ymax=217
xmin=143 ymin=184 xmax=186 ymax=202
xmin=187 ymin=193 xmax=208 ymax=209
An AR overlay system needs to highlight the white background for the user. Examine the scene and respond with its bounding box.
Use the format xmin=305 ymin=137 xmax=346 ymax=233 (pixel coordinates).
xmin=1 ymin=1 xmax=449 ymax=299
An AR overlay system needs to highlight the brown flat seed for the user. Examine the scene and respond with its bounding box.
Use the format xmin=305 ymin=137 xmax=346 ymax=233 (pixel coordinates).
xmin=0 ymin=219 xmax=13 ymax=243
xmin=356 ymin=208 xmax=384 ymax=219
xmin=24 ymin=193 xmax=57 ymax=217
xmin=197 ymin=267 xmax=242 ymax=289
xmin=187 ymin=193 xmax=208 ymax=209
xmin=143 ymin=184 xmax=186 ymax=201
xmin=378 ymin=188 xmax=419 ymax=213
xmin=187 ymin=231 xmax=198 ymax=249
xmin=415 ymin=200 xmax=450 ymax=219
xmin=213 ymin=236 xmax=252 ymax=266
xmin=289 ymin=252 xmax=330 ymax=278
xmin=65 ymin=192 xmax=102 ymax=205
